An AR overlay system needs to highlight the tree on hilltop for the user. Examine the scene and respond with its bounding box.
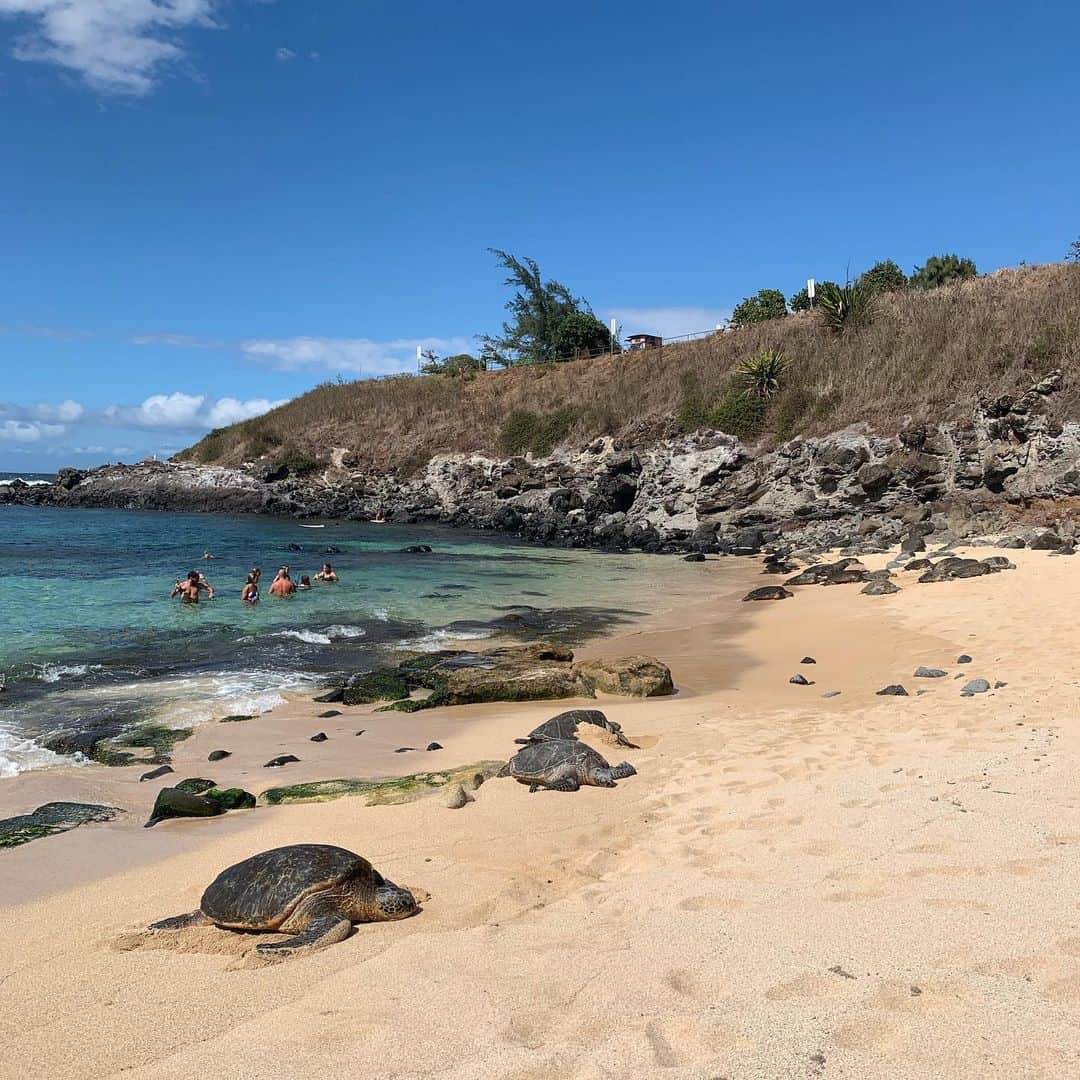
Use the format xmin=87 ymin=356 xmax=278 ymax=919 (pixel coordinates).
xmin=910 ymin=253 xmax=977 ymax=289
xmin=859 ymin=259 xmax=908 ymax=294
xmin=731 ymin=288 xmax=788 ymax=326
xmin=479 ymin=249 xmax=617 ymax=365
xmin=789 ymin=280 xmax=840 ymax=312
xmin=1067 ymin=238 xmax=1080 ymax=263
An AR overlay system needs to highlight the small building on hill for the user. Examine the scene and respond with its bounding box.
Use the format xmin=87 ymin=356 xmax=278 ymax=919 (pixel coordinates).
xmin=627 ymin=333 xmax=662 ymax=351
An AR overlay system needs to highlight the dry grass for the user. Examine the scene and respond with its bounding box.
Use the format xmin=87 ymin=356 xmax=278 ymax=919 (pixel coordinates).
xmin=180 ymin=263 xmax=1080 ymax=471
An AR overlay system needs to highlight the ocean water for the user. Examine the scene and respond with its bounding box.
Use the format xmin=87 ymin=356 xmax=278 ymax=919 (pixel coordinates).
xmin=0 ymin=506 xmax=686 ymax=778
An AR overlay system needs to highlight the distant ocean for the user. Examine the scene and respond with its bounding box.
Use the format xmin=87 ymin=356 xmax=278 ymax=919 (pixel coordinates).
xmin=0 ymin=472 xmax=53 ymax=485
xmin=0 ymin=505 xmax=678 ymax=778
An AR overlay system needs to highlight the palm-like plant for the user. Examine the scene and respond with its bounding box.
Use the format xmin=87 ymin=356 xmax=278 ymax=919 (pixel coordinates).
xmin=737 ymin=347 xmax=788 ymax=399
xmin=816 ymin=279 xmax=876 ymax=333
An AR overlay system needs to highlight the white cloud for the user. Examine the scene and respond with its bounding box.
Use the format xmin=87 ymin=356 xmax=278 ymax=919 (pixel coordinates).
xmin=104 ymin=391 xmax=288 ymax=429
xmin=606 ymin=306 xmax=733 ymax=340
xmin=0 ymin=398 xmax=85 ymax=423
xmin=274 ymin=45 xmax=293 ymax=61
xmin=240 ymin=335 xmax=473 ymax=377
xmin=0 ymin=419 xmax=65 ymax=441
xmin=0 ymin=0 xmax=219 ymax=95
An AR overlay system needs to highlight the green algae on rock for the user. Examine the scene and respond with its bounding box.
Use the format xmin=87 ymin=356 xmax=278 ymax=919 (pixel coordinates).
xmin=260 ymin=761 xmax=505 ymax=807
xmin=0 ymin=802 xmax=123 ymax=850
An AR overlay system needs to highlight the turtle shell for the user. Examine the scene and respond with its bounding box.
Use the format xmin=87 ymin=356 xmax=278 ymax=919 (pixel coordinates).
xmin=201 ymin=844 xmax=374 ymax=930
xmin=520 ymin=709 xmax=634 ymax=747
xmin=505 ymin=738 xmax=609 ymax=782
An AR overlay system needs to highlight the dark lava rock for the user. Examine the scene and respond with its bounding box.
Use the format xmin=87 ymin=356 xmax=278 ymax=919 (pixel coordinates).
xmin=683 ymin=552 xmax=706 ymax=562
xmin=957 ymin=654 xmax=973 ymax=664
xmin=744 ymin=586 xmax=793 ymax=601
xmin=139 ymin=765 xmax=175 ymax=782
xmin=264 ymin=755 xmax=300 ymax=767
xmin=174 ymin=778 xmax=217 ymax=795
xmin=1050 ymin=544 xmax=1076 ymax=557
xmin=904 ymin=559 xmax=932 ymax=572
xmin=981 ymin=556 xmax=1016 ymax=571
xmin=857 ymin=462 xmax=893 ymax=493
xmin=0 ymin=802 xmax=122 ymax=849
xmin=862 ymin=579 xmax=900 ymax=595
xmin=354 ymin=729 xmax=366 ymax=736
xmin=318 ymin=709 xmax=342 ymax=718
xmin=801 ymin=657 xmax=817 ymax=664
xmin=901 ymin=532 xmax=927 ymax=554
xmin=999 ymin=536 xmax=1026 ymax=549
xmin=961 ymin=678 xmax=991 ymax=696
xmin=312 ymin=688 xmax=344 ymax=704
xmin=426 ymin=742 xmax=443 ymax=751
xmin=220 ymin=713 xmax=255 ymax=723
xmin=914 ymin=667 xmax=948 ymax=678
xmin=310 ymin=732 xmax=328 ymax=742
xmin=145 ymin=788 xmax=224 ymax=828
xmin=876 ymin=685 xmax=909 ymax=697
xmin=789 ymin=674 xmax=813 ymax=686
xmin=394 ymin=747 xmax=417 ymax=753
xmin=401 ymin=544 xmax=433 ymax=554
xmin=1030 ymin=531 xmax=1063 ymax=550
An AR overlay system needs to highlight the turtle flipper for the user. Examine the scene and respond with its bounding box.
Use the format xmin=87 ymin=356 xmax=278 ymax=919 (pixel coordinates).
xmin=256 ymin=914 xmax=352 ymax=959
xmin=610 ymin=762 xmax=637 ymax=780
xmin=150 ymin=910 xmax=212 ymax=932
xmin=550 ymin=775 xmax=581 ymax=792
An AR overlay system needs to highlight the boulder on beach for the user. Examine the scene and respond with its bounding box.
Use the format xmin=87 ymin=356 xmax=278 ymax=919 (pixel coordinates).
xmin=342 ymin=669 xmax=410 ymax=706
xmin=914 ymin=666 xmax=948 ymax=678
xmin=264 ymin=755 xmax=301 ymax=768
xmin=145 ymin=788 xmax=224 ymax=828
xmin=0 ymin=802 xmax=122 ymax=849
xmin=876 ymin=684 xmax=909 ymax=697
xmin=573 ymin=656 xmax=675 ymax=698
xmin=862 ymin=579 xmax=900 ymax=595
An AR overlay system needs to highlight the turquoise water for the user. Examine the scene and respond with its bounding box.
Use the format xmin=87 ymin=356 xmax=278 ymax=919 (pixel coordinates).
xmin=0 ymin=506 xmax=679 ymax=777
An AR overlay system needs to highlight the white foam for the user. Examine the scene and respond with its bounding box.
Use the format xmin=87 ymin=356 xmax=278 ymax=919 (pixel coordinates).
xmin=0 ymin=477 xmax=50 ymax=487
xmin=0 ymin=729 xmax=84 ymax=779
xmin=406 ymin=627 xmax=495 ymax=652
xmin=272 ymin=629 xmax=332 ymax=645
xmin=323 ymin=624 xmax=367 ymax=639
xmin=34 ymin=662 xmax=98 ymax=683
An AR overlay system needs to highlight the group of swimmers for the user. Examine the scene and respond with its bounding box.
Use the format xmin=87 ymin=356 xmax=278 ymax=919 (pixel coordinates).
xmin=172 ymin=562 xmax=339 ymax=605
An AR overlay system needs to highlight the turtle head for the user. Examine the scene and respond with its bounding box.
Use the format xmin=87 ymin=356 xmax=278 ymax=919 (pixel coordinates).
xmin=374 ymin=879 xmax=418 ymax=921
xmin=593 ymin=761 xmax=636 ymax=786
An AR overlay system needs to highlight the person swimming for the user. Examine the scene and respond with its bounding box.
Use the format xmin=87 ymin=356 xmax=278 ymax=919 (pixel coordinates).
xmin=242 ymin=573 xmax=259 ymax=604
xmin=202 ymin=551 xmax=215 ymax=560
xmin=315 ymin=562 xmax=338 ymax=582
xmin=250 ymin=567 xmax=262 ymax=586
xmin=171 ymin=569 xmax=214 ymax=604
xmin=268 ymin=566 xmax=297 ymax=597
xmin=298 ymin=575 xmax=312 ymax=590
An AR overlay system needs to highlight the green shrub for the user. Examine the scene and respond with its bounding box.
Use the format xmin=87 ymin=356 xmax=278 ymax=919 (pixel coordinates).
xmin=910 ymin=254 xmax=977 ymax=290
xmin=1026 ymin=323 xmax=1074 ymax=366
xmin=789 ymin=281 xmax=839 ymax=312
xmin=731 ymin=288 xmax=788 ymax=326
xmin=772 ymin=388 xmax=838 ymax=440
xmin=709 ymin=389 xmax=767 ymax=438
xmin=737 ymin=347 xmax=788 ymax=399
xmin=859 ymin=259 xmax=908 ymax=294
xmin=817 ymin=279 xmax=876 ymax=334
xmin=498 ymin=407 xmax=578 ymax=456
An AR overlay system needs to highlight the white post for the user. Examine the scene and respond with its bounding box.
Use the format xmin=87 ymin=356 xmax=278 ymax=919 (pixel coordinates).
xmin=610 ymin=318 xmax=617 ymax=354
xmin=807 ymin=278 xmax=816 ymax=307
xmin=416 ymin=344 xmax=423 ymax=373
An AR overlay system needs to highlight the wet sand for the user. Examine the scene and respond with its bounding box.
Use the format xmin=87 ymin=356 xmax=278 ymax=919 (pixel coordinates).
xmin=3 ymin=548 xmax=1080 ymax=1077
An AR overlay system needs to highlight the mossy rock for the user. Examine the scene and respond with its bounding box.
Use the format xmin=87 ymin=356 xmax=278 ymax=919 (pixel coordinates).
xmin=219 ymin=714 xmax=254 ymax=723
xmin=203 ymin=787 xmax=257 ymax=811
xmin=0 ymin=802 xmax=123 ymax=849
xmin=175 ymin=777 xmax=217 ymax=795
xmin=260 ymin=761 xmax=505 ymax=807
xmin=342 ymin=669 xmax=411 ymax=706
xmin=92 ymin=724 xmax=194 ymax=767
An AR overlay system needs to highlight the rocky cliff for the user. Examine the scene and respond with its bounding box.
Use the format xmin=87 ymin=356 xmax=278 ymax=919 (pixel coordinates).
xmin=5 ymin=371 xmax=1078 ymax=555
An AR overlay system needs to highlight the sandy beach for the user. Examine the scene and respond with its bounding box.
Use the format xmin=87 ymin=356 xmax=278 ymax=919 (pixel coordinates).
xmin=3 ymin=547 xmax=1080 ymax=1078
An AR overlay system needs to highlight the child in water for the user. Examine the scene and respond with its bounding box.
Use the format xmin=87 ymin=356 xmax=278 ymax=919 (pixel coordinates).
xmin=298 ymin=575 xmax=312 ymax=590
xmin=242 ymin=573 xmax=259 ymax=604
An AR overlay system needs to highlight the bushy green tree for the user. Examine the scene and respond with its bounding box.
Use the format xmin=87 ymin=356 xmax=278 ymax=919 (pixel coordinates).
xmin=479 ymin=249 xmax=613 ymax=365
xmin=1067 ymin=238 xmax=1080 ymax=264
xmin=552 ymin=309 xmax=618 ymax=358
xmin=731 ymin=288 xmax=787 ymax=326
xmin=421 ymin=352 xmax=486 ymax=376
xmin=859 ymin=259 xmax=908 ymax=294
xmin=910 ymin=253 xmax=977 ymax=289
xmin=789 ymin=280 xmax=840 ymax=312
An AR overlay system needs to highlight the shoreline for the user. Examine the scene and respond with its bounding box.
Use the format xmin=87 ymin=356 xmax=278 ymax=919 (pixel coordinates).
xmin=4 ymin=546 xmax=1080 ymax=1076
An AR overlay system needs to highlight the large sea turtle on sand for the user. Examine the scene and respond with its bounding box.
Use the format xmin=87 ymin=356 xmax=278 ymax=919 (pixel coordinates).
xmin=149 ymin=844 xmax=418 ymax=958
xmin=514 ymin=708 xmax=638 ymax=749
xmin=499 ymin=738 xmax=636 ymax=792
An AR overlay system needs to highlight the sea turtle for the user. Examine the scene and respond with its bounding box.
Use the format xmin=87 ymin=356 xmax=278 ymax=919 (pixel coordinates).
xmin=514 ymin=708 xmax=638 ymax=749
xmin=498 ymin=738 xmax=636 ymax=793
xmin=149 ymin=843 xmax=418 ymax=958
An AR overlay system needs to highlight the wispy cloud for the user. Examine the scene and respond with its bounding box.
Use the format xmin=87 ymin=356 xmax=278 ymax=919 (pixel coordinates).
xmin=274 ymin=45 xmax=293 ymax=61
xmin=239 ymin=335 xmax=474 ymax=377
xmin=0 ymin=419 xmax=66 ymax=442
xmin=0 ymin=0 xmax=220 ymax=95
xmin=103 ymin=391 xmax=288 ymax=429
xmin=606 ymin=306 xmax=732 ymax=339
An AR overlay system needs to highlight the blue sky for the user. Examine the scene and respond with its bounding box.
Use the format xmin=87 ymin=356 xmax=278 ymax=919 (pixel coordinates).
xmin=1 ymin=0 xmax=1078 ymax=471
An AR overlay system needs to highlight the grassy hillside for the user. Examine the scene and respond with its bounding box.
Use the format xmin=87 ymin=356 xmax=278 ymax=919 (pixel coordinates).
xmin=181 ymin=263 xmax=1080 ymax=473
